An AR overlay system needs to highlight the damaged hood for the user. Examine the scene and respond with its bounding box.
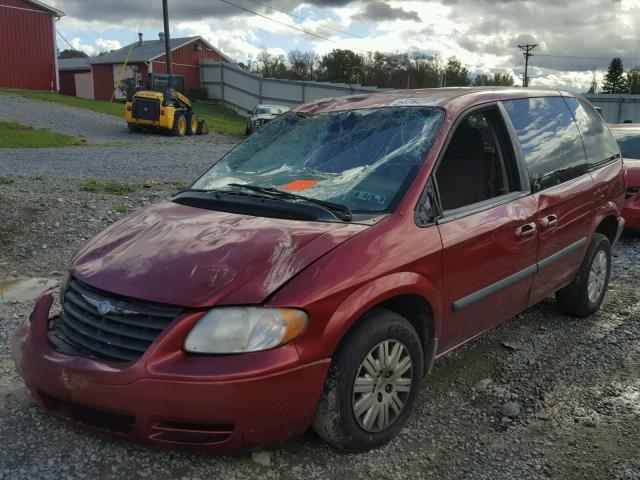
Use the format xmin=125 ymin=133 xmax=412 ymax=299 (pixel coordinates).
xmin=71 ymin=201 xmax=367 ymax=307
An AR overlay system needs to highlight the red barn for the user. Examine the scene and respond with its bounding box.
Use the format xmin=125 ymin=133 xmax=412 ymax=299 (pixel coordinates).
xmin=89 ymin=34 xmax=233 ymax=100
xmin=0 ymin=0 xmax=64 ymax=90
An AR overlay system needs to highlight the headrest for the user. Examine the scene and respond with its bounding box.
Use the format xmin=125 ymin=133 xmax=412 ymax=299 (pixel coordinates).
xmin=446 ymin=126 xmax=485 ymax=158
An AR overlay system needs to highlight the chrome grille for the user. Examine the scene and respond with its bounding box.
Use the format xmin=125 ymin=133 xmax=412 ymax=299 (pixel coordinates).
xmin=50 ymin=279 xmax=181 ymax=362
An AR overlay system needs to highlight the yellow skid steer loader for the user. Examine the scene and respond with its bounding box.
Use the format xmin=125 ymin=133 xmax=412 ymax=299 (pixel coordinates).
xmin=125 ymin=74 xmax=208 ymax=136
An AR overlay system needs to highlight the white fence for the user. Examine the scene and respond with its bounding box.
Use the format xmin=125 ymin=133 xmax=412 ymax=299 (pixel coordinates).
xmin=201 ymin=60 xmax=383 ymax=116
xmin=584 ymin=94 xmax=640 ymax=124
xmin=200 ymin=64 xmax=640 ymax=124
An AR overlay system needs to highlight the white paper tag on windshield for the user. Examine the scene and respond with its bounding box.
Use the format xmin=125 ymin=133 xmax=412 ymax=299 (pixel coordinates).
xmin=391 ymin=97 xmax=444 ymax=106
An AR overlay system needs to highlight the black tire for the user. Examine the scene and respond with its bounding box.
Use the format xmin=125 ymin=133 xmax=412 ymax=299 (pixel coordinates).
xmin=556 ymin=233 xmax=611 ymax=317
xmin=196 ymin=119 xmax=209 ymax=135
xmin=127 ymin=123 xmax=142 ymax=133
xmin=186 ymin=113 xmax=198 ymax=136
xmin=171 ymin=112 xmax=187 ymax=137
xmin=312 ymin=309 xmax=424 ymax=452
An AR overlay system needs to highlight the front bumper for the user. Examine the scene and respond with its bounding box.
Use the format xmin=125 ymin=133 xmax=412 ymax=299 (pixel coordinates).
xmin=12 ymin=294 xmax=330 ymax=452
xmin=622 ymin=193 xmax=640 ymax=230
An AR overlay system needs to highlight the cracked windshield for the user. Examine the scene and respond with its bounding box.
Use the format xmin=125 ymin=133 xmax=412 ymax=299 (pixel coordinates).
xmin=192 ymin=107 xmax=444 ymax=213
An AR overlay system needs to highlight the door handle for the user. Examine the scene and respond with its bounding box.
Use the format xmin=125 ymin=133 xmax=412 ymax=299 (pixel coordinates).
xmin=515 ymin=222 xmax=537 ymax=241
xmin=540 ymin=214 xmax=558 ymax=231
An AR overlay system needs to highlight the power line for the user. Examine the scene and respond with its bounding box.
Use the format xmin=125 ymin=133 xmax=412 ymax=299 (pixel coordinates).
xmin=243 ymin=0 xmax=365 ymax=39
xmin=518 ymin=43 xmax=537 ymax=87
xmin=219 ymin=0 xmax=368 ymax=53
xmin=55 ymin=28 xmax=76 ymax=51
xmin=218 ymin=0 xmax=339 ymax=42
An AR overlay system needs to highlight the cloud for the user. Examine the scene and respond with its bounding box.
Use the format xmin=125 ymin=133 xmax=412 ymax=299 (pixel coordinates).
xmin=68 ymin=37 xmax=97 ymax=56
xmin=95 ymin=38 xmax=122 ymax=52
xmin=351 ymin=1 xmax=420 ymax=22
xmin=51 ymin=0 xmax=640 ymax=91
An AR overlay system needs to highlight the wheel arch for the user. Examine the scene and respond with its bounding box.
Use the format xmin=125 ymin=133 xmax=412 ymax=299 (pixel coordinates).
xmin=306 ymin=272 xmax=442 ymax=375
xmin=593 ymin=208 xmax=621 ymax=245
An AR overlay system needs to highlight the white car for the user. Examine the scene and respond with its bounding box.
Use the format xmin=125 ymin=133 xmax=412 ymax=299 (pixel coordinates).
xmin=246 ymin=104 xmax=290 ymax=134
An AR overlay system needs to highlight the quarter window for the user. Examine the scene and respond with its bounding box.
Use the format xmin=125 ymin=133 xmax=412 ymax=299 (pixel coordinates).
xmin=503 ymin=97 xmax=587 ymax=191
xmin=563 ymin=98 xmax=620 ymax=168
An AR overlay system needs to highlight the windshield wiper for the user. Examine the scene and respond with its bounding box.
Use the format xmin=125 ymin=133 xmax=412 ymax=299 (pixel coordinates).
xmin=228 ymin=183 xmax=352 ymax=221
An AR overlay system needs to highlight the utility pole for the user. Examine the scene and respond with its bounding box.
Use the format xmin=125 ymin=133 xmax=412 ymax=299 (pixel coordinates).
xmin=518 ymin=44 xmax=537 ymax=87
xmin=162 ymin=0 xmax=173 ymax=76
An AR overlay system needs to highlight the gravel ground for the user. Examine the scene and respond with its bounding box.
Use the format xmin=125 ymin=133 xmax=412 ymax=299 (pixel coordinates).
xmin=0 ymin=93 xmax=239 ymax=146
xmin=0 ymin=92 xmax=239 ymax=182
xmin=0 ymin=144 xmax=234 ymax=182
xmin=1 ymin=175 xmax=639 ymax=480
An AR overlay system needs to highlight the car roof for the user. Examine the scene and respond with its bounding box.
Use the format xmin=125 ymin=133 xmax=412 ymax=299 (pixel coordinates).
xmin=256 ymin=104 xmax=287 ymax=109
xmin=293 ymin=87 xmax=579 ymax=115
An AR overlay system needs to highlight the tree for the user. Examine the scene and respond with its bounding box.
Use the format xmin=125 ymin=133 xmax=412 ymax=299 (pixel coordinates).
xmin=253 ymin=50 xmax=287 ymax=78
xmin=473 ymin=72 xmax=515 ymax=87
xmin=602 ymin=58 xmax=627 ymax=94
xmin=58 ymin=49 xmax=88 ymax=59
xmin=626 ymin=67 xmax=640 ymax=94
xmin=287 ymin=50 xmax=317 ymax=80
xmin=318 ymin=49 xmax=364 ymax=84
xmin=444 ymin=57 xmax=470 ymax=86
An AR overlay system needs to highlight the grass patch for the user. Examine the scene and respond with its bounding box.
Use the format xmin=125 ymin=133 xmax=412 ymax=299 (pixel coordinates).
xmin=191 ymin=102 xmax=247 ymax=136
xmin=0 ymin=176 xmax=14 ymax=185
xmin=2 ymin=89 xmax=124 ymax=117
xmin=115 ymin=204 xmax=130 ymax=214
xmin=0 ymin=121 xmax=84 ymax=148
xmin=1 ymin=89 xmax=247 ymax=136
xmin=80 ymin=178 xmax=137 ymax=195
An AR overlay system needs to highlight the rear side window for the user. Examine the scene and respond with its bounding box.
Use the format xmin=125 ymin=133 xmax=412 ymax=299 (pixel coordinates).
xmin=503 ymin=97 xmax=587 ymax=191
xmin=563 ymin=98 xmax=620 ymax=169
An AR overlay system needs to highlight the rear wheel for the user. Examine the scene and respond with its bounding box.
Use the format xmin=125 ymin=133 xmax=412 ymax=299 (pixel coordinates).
xmin=127 ymin=123 xmax=142 ymax=133
xmin=196 ymin=119 xmax=209 ymax=135
xmin=186 ymin=113 xmax=198 ymax=135
xmin=556 ymin=233 xmax=611 ymax=317
xmin=172 ymin=112 xmax=187 ymax=137
xmin=312 ymin=309 xmax=423 ymax=451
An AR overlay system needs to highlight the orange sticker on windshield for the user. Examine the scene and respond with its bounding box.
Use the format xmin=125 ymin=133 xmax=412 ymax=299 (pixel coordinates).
xmin=280 ymin=180 xmax=317 ymax=191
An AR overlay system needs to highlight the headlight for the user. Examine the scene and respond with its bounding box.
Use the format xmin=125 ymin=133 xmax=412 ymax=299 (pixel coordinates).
xmin=59 ymin=271 xmax=70 ymax=305
xmin=184 ymin=307 xmax=308 ymax=354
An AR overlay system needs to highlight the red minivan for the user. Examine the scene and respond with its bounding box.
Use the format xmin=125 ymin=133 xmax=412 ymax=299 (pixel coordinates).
xmin=13 ymin=88 xmax=626 ymax=452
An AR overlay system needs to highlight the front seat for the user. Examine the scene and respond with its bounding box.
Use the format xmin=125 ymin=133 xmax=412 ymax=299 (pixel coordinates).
xmin=436 ymin=126 xmax=496 ymax=210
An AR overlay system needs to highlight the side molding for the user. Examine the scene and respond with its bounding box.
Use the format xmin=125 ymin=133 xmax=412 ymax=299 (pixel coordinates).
xmin=452 ymin=237 xmax=588 ymax=312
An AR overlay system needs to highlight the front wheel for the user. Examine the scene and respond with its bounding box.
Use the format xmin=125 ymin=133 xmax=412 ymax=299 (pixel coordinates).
xmin=312 ymin=309 xmax=424 ymax=451
xmin=171 ymin=112 xmax=187 ymax=137
xmin=556 ymin=233 xmax=611 ymax=317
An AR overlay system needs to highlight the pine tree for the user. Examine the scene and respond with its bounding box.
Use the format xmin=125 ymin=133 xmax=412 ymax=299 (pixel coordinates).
xmin=602 ymin=58 xmax=626 ymax=94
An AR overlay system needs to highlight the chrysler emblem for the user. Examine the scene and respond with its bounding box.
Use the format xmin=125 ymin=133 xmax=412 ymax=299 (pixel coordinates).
xmin=82 ymin=295 xmax=137 ymax=316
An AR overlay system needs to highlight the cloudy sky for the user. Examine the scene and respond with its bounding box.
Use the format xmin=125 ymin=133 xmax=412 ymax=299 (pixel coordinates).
xmin=49 ymin=0 xmax=640 ymax=91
